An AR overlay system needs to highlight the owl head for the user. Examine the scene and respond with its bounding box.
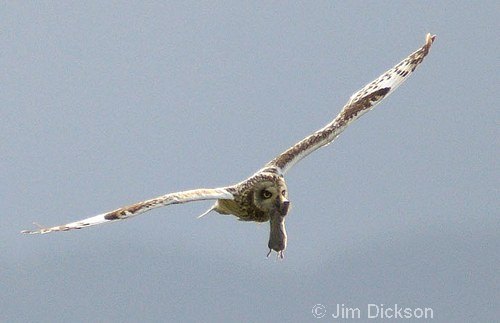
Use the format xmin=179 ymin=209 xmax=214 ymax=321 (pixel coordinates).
xmin=252 ymin=175 xmax=290 ymax=216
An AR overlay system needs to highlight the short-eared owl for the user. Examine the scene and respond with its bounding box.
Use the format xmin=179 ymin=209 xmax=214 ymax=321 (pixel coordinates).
xmin=22 ymin=34 xmax=436 ymax=258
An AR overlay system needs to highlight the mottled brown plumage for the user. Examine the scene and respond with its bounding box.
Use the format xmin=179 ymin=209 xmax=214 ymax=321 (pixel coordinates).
xmin=22 ymin=34 xmax=435 ymax=259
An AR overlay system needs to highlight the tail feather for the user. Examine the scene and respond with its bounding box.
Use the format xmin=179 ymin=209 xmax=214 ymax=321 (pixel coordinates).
xmin=197 ymin=203 xmax=217 ymax=219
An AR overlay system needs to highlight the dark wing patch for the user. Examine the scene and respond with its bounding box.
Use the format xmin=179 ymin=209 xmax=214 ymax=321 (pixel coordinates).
xmin=339 ymin=87 xmax=390 ymax=123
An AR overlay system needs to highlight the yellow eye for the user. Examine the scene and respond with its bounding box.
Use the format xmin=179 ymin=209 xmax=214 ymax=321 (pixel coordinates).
xmin=261 ymin=190 xmax=272 ymax=199
xmin=281 ymin=190 xmax=286 ymax=197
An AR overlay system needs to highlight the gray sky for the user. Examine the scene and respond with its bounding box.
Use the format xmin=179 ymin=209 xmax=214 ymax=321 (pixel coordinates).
xmin=3 ymin=2 xmax=498 ymax=322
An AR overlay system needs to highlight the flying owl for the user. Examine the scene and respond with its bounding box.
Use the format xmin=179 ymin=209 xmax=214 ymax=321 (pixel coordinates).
xmin=22 ymin=34 xmax=436 ymax=258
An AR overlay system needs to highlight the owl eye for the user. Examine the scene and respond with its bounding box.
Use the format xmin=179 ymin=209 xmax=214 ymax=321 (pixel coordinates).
xmin=261 ymin=189 xmax=272 ymax=199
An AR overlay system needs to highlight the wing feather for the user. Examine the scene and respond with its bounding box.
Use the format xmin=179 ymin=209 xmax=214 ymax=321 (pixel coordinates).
xmin=21 ymin=187 xmax=235 ymax=234
xmin=266 ymin=33 xmax=435 ymax=174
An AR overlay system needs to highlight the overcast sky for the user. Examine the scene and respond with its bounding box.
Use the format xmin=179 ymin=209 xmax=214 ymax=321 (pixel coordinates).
xmin=2 ymin=2 xmax=498 ymax=322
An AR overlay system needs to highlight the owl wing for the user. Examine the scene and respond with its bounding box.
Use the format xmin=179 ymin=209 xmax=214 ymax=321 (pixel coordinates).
xmin=265 ymin=33 xmax=435 ymax=175
xmin=21 ymin=187 xmax=235 ymax=234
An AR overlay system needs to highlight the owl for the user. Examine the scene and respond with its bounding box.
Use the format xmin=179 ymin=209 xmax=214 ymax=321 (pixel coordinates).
xmin=22 ymin=34 xmax=436 ymax=258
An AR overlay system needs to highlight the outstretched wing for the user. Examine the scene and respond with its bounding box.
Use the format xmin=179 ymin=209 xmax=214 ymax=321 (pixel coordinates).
xmin=266 ymin=33 xmax=435 ymax=175
xmin=22 ymin=188 xmax=235 ymax=234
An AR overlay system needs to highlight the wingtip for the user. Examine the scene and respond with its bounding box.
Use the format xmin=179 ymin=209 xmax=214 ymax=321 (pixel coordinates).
xmin=421 ymin=33 xmax=436 ymax=56
xmin=21 ymin=229 xmax=40 ymax=235
xmin=426 ymin=33 xmax=436 ymax=45
xmin=21 ymin=222 xmax=53 ymax=234
xmin=21 ymin=222 xmax=42 ymax=234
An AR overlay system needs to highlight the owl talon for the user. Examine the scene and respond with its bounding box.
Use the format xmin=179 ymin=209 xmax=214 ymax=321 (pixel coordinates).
xmin=266 ymin=249 xmax=285 ymax=259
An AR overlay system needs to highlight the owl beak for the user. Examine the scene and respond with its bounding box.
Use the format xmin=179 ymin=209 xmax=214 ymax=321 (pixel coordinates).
xmin=279 ymin=200 xmax=290 ymax=216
